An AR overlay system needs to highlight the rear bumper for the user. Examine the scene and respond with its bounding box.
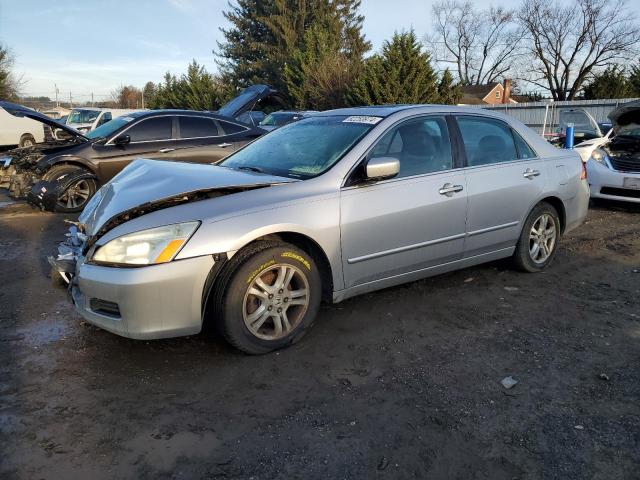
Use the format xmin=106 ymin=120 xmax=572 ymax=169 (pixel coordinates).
xmin=564 ymin=179 xmax=590 ymax=234
xmin=587 ymin=161 xmax=640 ymax=204
xmin=71 ymin=255 xmax=215 ymax=339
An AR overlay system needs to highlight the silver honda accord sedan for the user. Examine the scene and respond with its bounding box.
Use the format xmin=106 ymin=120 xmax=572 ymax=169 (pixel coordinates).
xmin=51 ymin=105 xmax=589 ymax=354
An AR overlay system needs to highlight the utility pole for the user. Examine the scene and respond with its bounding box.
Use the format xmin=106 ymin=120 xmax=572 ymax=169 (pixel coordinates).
xmin=91 ymin=92 xmax=94 ymax=107
xmin=55 ymin=84 xmax=59 ymax=107
xmin=141 ymin=90 xmax=144 ymax=109
xmin=69 ymin=91 xmax=72 ymax=108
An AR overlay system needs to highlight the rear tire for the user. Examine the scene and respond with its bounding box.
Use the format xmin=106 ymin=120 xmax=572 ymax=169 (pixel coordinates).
xmin=213 ymin=241 xmax=322 ymax=354
xmin=513 ymin=202 xmax=561 ymax=272
xmin=19 ymin=134 xmax=36 ymax=148
xmin=44 ymin=165 xmax=97 ymax=213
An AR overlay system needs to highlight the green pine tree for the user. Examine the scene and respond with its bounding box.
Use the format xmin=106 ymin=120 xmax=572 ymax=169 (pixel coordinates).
xmin=348 ymin=30 xmax=440 ymax=106
xmin=582 ymin=66 xmax=629 ymax=99
xmin=437 ymin=68 xmax=462 ymax=105
xmin=627 ymin=62 xmax=640 ymax=97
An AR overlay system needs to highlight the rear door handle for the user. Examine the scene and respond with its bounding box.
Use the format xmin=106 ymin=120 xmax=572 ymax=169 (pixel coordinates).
xmin=217 ymin=143 xmax=232 ymax=148
xmin=158 ymin=148 xmax=175 ymax=153
xmin=439 ymin=183 xmax=464 ymax=196
xmin=523 ymin=168 xmax=540 ymax=179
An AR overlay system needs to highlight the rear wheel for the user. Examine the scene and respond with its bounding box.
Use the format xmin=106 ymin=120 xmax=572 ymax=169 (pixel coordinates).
xmin=19 ymin=134 xmax=36 ymax=148
xmin=513 ymin=202 xmax=561 ymax=272
xmin=44 ymin=165 xmax=97 ymax=213
xmin=213 ymin=241 xmax=322 ymax=354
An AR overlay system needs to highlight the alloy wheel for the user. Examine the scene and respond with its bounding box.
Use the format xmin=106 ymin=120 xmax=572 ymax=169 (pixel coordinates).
xmin=57 ymin=179 xmax=91 ymax=210
xmin=242 ymin=263 xmax=310 ymax=340
xmin=529 ymin=213 xmax=557 ymax=264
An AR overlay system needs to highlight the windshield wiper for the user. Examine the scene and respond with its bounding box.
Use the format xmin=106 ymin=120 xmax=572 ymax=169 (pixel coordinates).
xmin=237 ymin=166 xmax=266 ymax=174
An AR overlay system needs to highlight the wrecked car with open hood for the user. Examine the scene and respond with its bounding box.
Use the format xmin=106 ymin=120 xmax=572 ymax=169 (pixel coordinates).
xmin=0 ymin=85 xmax=281 ymax=213
xmin=574 ymin=99 xmax=640 ymax=203
xmin=50 ymin=105 xmax=588 ymax=354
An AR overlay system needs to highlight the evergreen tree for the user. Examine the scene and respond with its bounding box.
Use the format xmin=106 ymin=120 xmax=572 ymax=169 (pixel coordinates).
xmin=582 ymin=66 xmax=629 ymax=99
xmin=217 ymin=0 xmax=369 ymax=102
xmin=348 ymin=30 xmax=440 ymax=106
xmin=437 ymin=68 xmax=462 ymax=105
xmin=149 ymin=60 xmax=226 ymax=110
xmin=628 ymin=62 xmax=640 ymax=97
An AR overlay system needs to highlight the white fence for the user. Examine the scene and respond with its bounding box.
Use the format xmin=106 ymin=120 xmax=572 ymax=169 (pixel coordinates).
xmin=468 ymin=98 xmax=639 ymax=135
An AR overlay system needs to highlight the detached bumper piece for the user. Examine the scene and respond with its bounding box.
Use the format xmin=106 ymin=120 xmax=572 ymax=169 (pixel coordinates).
xmin=27 ymin=170 xmax=97 ymax=211
xmin=48 ymin=225 xmax=86 ymax=284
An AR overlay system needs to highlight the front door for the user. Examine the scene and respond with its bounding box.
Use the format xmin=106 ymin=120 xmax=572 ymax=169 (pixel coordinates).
xmin=453 ymin=115 xmax=546 ymax=257
xmin=340 ymin=115 xmax=468 ymax=289
xmin=94 ymin=115 xmax=176 ymax=182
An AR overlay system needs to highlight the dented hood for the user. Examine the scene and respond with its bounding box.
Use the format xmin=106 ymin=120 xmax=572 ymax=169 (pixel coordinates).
xmin=79 ymin=159 xmax=294 ymax=236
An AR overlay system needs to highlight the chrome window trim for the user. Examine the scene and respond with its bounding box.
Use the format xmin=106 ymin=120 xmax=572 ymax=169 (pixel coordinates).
xmin=341 ymin=112 xmax=456 ymax=189
xmin=105 ymin=114 xmax=174 ymax=146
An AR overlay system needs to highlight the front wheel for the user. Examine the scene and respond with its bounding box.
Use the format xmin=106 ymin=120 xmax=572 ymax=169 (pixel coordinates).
xmin=513 ymin=202 xmax=561 ymax=272
xmin=214 ymin=241 xmax=322 ymax=354
xmin=44 ymin=165 xmax=97 ymax=213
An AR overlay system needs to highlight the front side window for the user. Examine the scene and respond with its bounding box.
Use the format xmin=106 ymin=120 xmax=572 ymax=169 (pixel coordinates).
xmin=179 ymin=116 xmax=218 ymax=138
xmin=126 ymin=116 xmax=173 ymax=142
xmin=456 ymin=116 xmax=518 ymax=166
xmin=368 ymin=116 xmax=453 ymax=178
xmin=219 ymin=115 xmax=375 ymax=179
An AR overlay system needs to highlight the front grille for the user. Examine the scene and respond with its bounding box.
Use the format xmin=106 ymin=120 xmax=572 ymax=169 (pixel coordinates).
xmin=609 ymin=156 xmax=640 ymax=173
xmin=600 ymin=187 xmax=640 ymax=199
xmin=89 ymin=298 xmax=121 ymax=318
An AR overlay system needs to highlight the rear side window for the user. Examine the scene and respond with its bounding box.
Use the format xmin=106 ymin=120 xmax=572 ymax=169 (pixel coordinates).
xmin=512 ymin=130 xmax=537 ymax=159
xmin=179 ymin=116 xmax=219 ymax=138
xmin=456 ymin=116 xmax=518 ymax=166
xmin=126 ymin=117 xmax=173 ymax=142
xmin=218 ymin=120 xmax=247 ymax=135
xmin=368 ymin=116 xmax=453 ymax=178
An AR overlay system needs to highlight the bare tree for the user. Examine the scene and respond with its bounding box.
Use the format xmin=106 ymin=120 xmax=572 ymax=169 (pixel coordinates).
xmin=518 ymin=0 xmax=640 ymax=100
xmin=427 ymin=0 xmax=523 ymax=85
xmin=111 ymin=85 xmax=142 ymax=109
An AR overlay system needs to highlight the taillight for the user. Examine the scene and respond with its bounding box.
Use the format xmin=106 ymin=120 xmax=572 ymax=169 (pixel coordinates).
xmin=580 ymin=161 xmax=587 ymax=180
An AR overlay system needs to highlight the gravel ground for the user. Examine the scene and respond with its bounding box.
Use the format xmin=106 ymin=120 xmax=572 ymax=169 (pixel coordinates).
xmin=0 ymin=195 xmax=639 ymax=479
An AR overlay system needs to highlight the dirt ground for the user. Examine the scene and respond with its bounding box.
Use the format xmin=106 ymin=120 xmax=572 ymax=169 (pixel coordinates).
xmin=0 ymin=193 xmax=639 ymax=480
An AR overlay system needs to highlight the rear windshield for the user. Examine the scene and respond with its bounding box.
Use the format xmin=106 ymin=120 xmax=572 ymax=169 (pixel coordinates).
xmin=219 ymin=115 xmax=378 ymax=179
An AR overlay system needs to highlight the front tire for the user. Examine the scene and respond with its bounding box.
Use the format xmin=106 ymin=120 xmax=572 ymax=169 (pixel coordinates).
xmin=19 ymin=134 xmax=36 ymax=148
xmin=513 ymin=202 xmax=561 ymax=272
xmin=44 ymin=165 xmax=97 ymax=213
xmin=214 ymin=241 xmax=322 ymax=354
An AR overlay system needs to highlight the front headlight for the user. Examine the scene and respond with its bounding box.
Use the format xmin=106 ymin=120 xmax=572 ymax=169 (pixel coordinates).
xmin=91 ymin=222 xmax=200 ymax=266
xmin=590 ymin=148 xmax=610 ymax=167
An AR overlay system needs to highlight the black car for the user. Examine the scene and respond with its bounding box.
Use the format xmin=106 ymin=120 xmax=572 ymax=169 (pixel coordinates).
xmin=0 ymin=86 xmax=280 ymax=212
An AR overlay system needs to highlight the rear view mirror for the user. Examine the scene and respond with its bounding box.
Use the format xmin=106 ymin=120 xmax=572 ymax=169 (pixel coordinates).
xmin=366 ymin=156 xmax=400 ymax=180
xmin=113 ymin=134 xmax=130 ymax=147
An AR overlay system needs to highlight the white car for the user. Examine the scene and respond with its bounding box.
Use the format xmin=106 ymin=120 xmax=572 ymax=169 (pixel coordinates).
xmin=66 ymin=107 xmax=145 ymax=134
xmin=0 ymin=107 xmax=45 ymax=147
xmin=574 ymin=100 xmax=640 ymax=203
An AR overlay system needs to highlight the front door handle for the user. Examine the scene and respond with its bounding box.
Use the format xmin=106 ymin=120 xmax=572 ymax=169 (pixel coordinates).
xmin=439 ymin=183 xmax=464 ymax=196
xmin=217 ymin=143 xmax=232 ymax=148
xmin=523 ymin=168 xmax=540 ymax=179
xmin=158 ymin=148 xmax=175 ymax=153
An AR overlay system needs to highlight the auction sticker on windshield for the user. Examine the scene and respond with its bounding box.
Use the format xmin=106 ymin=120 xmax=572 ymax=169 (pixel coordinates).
xmin=342 ymin=116 xmax=382 ymax=125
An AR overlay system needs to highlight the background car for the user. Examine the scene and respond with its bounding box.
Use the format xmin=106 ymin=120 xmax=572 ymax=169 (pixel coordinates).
xmin=575 ymin=99 xmax=640 ymax=203
xmin=0 ymin=106 xmax=46 ymax=148
xmin=0 ymin=104 xmax=266 ymax=212
xmin=259 ymin=110 xmax=316 ymax=131
xmin=66 ymin=107 xmax=144 ymax=134
xmin=51 ymin=105 xmax=589 ymax=354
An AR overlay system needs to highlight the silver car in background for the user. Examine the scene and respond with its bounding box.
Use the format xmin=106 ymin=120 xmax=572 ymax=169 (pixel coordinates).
xmin=52 ymin=105 xmax=589 ymax=354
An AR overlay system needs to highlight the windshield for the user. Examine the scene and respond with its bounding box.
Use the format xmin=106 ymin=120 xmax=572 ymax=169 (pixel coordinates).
xmin=85 ymin=115 xmax=136 ymax=139
xmin=68 ymin=109 xmax=100 ymax=125
xmin=219 ymin=115 xmax=377 ymax=179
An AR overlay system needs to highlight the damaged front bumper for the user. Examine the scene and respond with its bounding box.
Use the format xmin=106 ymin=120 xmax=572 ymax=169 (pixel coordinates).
xmin=50 ymin=226 xmax=215 ymax=340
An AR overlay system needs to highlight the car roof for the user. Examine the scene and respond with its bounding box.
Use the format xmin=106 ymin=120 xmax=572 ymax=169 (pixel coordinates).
xmin=313 ymin=104 xmax=504 ymax=118
xmin=133 ymin=109 xmax=243 ymax=122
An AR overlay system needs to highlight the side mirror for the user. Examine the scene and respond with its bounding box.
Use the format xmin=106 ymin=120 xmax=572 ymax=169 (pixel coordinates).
xmin=366 ymin=156 xmax=400 ymax=180
xmin=113 ymin=134 xmax=130 ymax=147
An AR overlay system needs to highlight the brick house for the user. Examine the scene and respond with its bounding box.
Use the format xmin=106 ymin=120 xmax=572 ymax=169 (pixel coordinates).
xmin=459 ymin=79 xmax=517 ymax=105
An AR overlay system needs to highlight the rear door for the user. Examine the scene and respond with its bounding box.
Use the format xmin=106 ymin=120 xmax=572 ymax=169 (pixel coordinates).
xmin=340 ymin=115 xmax=468 ymax=289
xmin=453 ymin=115 xmax=546 ymax=258
xmin=93 ymin=115 xmax=176 ymax=181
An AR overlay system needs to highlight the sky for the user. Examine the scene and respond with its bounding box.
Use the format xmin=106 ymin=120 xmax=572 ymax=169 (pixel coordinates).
xmin=0 ymin=0 xmax=491 ymax=102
